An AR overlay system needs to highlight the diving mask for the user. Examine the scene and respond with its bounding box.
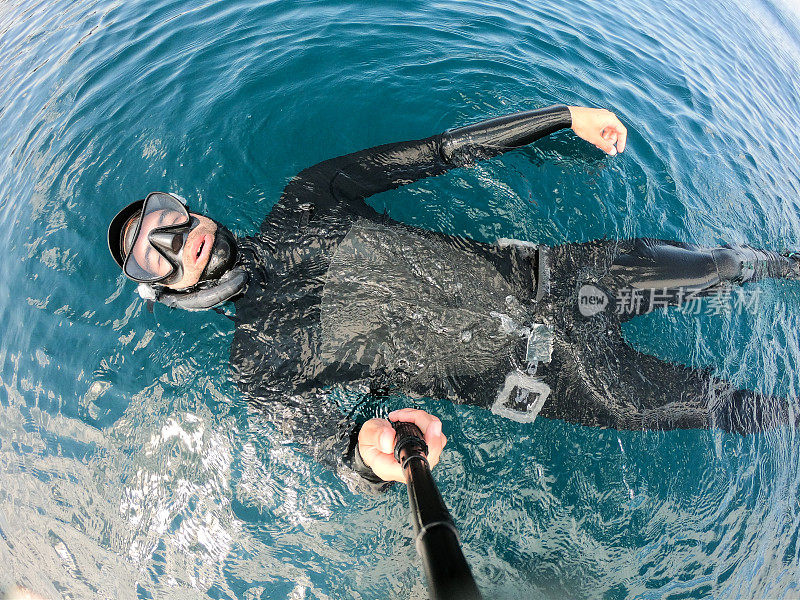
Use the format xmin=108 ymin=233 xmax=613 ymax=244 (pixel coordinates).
xmin=121 ymin=192 xmax=198 ymax=285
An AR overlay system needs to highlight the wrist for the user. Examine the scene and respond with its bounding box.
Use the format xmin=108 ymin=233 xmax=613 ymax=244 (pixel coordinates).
xmin=566 ymin=105 xmax=578 ymax=129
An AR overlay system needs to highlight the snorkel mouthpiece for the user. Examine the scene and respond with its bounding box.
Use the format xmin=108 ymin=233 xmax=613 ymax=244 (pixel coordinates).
xmin=200 ymin=224 xmax=238 ymax=281
xmin=153 ymin=225 xmax=246 ymax=311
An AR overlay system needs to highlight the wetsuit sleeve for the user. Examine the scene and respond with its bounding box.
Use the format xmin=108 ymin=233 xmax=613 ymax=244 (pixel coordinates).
xmin=270 ymin=105 xmax=572 ymax=219
xmin=439 ymin=104 xmax=572 ymax=165
xmin=235 ymin=381 xmax=393 ymax=493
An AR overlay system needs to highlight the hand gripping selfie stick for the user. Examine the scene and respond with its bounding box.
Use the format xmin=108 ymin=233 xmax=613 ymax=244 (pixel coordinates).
xmin=392 ymin=421 xmax=483 ymax=600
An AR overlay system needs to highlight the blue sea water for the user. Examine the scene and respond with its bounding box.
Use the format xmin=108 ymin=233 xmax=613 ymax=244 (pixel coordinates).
xmin=2 ymin=0 xmax=800 ymax=598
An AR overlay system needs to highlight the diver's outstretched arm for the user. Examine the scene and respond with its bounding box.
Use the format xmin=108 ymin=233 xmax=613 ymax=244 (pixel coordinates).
xmin=442 ymin=104 xmax=626 ymax=164
xmin=271 ymin=105 xmax=625 ymax=219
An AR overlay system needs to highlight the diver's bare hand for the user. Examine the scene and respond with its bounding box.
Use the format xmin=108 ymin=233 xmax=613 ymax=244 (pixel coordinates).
xmin=568 ymin=106 xmax=627 ymax=156
xmin=358 ymin=408 xmax=447 ymax=484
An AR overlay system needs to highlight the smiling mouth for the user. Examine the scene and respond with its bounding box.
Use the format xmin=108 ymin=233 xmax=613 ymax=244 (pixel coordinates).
xmin=196 ymin=239 xmax=205 ymax=260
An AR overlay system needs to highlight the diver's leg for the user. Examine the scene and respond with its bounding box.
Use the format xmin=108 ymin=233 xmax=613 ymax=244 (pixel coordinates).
xmin=709 ymin=244 xmax=800 ymax=283
xmin=710 ymin=386 xmax=798 ymax=434
xmin=613 ymin=238 xmax=800 ymax=287
xmin=541 ymin=239 xmax=798 ymax=433
xmin=607 ymin=240 xmax=800 ymax=432
xmin=596 ymin=238 xmax=800 ymax=318
xmin=537 ymin=323 xmax=797 ymax=434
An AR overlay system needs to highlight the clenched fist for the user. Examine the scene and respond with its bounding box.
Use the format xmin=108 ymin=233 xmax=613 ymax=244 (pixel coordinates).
xmin=358 ymin=408 xmax=448 ymax=483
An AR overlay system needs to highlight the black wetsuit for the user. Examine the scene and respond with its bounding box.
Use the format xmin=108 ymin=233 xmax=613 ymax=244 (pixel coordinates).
xmin=228 ymin=105 xmax=799 ymax=488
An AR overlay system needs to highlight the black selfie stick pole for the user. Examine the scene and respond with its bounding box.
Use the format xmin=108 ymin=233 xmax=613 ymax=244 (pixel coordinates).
xmin=393 ymin=421 xmax=483 ymax=600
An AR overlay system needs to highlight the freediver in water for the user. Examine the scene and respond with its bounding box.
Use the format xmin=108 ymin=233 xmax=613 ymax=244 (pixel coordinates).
xmin=108 ymin=104 xmax=800 ymax=489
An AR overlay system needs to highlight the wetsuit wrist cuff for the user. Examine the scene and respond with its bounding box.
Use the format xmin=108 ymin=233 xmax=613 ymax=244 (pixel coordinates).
xmin=562 ymin=104 xmax=573 ymax=129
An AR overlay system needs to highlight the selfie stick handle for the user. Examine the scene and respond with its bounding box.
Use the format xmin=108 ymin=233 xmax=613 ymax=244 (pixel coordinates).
xmin=393 ymin=421 xmax=483 ymax=600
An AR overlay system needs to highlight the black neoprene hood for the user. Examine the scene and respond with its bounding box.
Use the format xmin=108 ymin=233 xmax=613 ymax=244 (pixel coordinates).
xmin=107 ymin=199 xmax=144 ymax=269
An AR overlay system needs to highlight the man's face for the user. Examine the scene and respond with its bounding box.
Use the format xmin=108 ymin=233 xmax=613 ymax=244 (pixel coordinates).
xmin=128 ymin=210 xmax=218 ymax=290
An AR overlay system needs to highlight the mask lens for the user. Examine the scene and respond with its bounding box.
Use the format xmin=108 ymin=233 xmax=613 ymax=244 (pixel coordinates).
xmin=123 ymin=192 xmax=190 ymax=283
